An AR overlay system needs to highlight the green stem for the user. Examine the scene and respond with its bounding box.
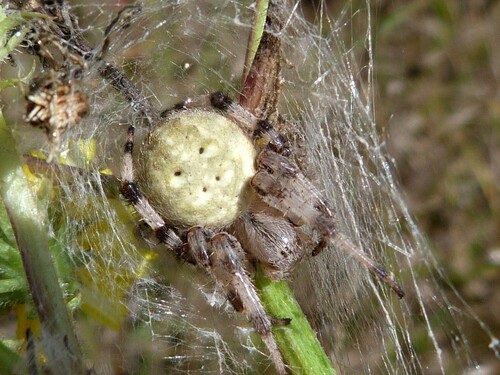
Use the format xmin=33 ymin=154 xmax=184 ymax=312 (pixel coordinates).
xmin=0 ymin=111 xmax=85 ymax=375
xmin=255 ymin=267 xmax=336 ymax=374
xmin=242 ymin=0 xmax=269 ymax=84
xmin=0 ymin=341 xmax=25 ymax=374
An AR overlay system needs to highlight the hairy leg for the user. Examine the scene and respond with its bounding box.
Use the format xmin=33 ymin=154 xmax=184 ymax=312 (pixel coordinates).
xmin=119 ymin=125 xmax=190 ymax=260
xmin=252 ymin=148 xmax=404 ymax=298
xmin=187 ymin=227 xmax=287 ymax=374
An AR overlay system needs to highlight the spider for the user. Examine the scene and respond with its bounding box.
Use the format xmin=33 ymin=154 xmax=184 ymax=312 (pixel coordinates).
xmin=118 ymin=3 xmax=404 ymax=374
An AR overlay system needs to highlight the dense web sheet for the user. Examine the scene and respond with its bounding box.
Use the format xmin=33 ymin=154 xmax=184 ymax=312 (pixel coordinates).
xmin=0 ymin=0 xmax=498 ymax=374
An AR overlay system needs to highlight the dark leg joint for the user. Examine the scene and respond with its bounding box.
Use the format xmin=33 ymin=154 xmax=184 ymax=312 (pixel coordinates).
xmin=227 ymin=290 xmax=244 ymax=313
xmin=124 ymin=141 xmax=133 ymax=153
xmin=312 ymin=239 xmax=328 ymax=256
xmin=124 ymin=126 xmax=135 ymax=153
xmin=254 ymin=120 xmax=290 ymax=156
xmin=269 ymin=136 xmax=290 ymax=156
xmin=186 ymin=226 xmax=213 ymax=268
xmin=210 ymin=91 xmax=232 ymax=111
xmin=161 ymin=101 xmax=188 ymax=117
xmin=120 ymin=181 xmax=141 ymax=204
xmin=155 ymin=225 xmax=175 ymax=244
xmin=255 ymin=119 xmax=272 ymax=133
xmin=173 ymin=101 xmax=188 ymax=110
xmin=373 ymin=264 xmax=405 ymax=299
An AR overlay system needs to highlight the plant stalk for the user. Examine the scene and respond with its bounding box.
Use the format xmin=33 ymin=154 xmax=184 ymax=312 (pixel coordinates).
xmin=246 ymin=1 xmax=336 ymax=373
xmin=255 ymin=268 xmax=336 ymax=374
xmin=0 ymin=112 xmax=85 ymax=375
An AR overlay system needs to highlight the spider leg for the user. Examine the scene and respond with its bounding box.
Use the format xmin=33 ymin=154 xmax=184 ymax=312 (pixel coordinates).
xmin=334 ymin=234 xmax=405 ymax=298
xmin=252 ymin=149 xmax=332 ymax=230
xmin=187 ymin=227 xmax=287 ymax=375
xmin=252 ymin=149 xmax=405 ymax=298
xmin=97 ymin=5 xmax=142 ymax=61
xmin=120 ymin=125 xmax=190 ymax=261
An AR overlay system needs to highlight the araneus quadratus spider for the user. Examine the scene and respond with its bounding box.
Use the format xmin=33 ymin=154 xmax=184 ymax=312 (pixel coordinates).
xmin=118 ymin=3 xmax=404 ymax=374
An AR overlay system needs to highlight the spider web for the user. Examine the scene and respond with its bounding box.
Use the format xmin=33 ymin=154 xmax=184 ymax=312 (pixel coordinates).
xmin=1 ymin=0 xmax=498 ymax=374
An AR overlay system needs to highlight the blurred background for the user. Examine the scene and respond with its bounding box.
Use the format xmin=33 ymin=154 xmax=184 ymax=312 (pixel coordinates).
xmin=303 ymin=0 xmax=499 ymax=371
xmin=377 ymin=2 xmax=499 ymax=370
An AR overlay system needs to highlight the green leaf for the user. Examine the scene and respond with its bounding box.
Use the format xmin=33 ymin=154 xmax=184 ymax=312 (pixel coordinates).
xmin=0 ymin=109 xmax=85 ymax=374
xmin=0 ymin=7 xmax=48 ymax=62
xmin=0 ymin=340 xmax=25 ymax=375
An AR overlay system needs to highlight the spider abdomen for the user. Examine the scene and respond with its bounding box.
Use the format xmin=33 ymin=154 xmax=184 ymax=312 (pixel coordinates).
xmin=137 ymin=110 xmax=256 ymax=228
